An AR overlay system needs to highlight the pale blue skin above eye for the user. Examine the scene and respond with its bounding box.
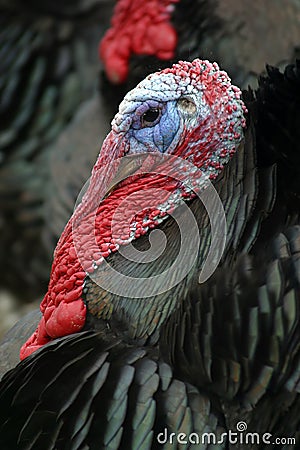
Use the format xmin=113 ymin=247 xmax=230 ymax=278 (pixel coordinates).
xmin=128 ymin=100 xmax=182 ymax=154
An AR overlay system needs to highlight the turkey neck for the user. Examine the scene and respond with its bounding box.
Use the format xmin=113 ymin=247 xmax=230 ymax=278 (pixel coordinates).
xmin=83 ymin=125 xmax=262 ymax=344
xmin=83 ymin=196 xmax=208 ymax=344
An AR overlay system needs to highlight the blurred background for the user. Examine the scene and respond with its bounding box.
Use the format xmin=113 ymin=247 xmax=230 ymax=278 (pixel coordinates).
xmin=0 ymin=0 xmax=300 ymax=340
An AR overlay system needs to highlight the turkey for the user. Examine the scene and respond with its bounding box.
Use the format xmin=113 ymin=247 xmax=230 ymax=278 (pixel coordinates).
xmin=0 ymin=57 xmax=299 ymax=449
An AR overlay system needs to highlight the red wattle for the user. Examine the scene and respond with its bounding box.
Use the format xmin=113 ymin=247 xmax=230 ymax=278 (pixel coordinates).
xmin=44 ymin=299 xmax=86 ymax=338
xmin=20 ymin=132 xmax=125 ymax=361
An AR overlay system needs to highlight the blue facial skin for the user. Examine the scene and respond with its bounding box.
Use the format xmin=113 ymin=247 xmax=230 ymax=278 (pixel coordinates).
xmin=128 ymin=100 xmax=182 ymax=154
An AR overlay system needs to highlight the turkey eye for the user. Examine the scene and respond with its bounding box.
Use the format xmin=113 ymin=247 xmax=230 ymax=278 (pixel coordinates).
xmin=142 ymin=108 xmax=160 ymax=127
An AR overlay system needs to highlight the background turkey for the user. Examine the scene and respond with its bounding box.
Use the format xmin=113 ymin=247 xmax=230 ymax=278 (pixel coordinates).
xmin=1 ymin=0 xmax=300 ymax=338
xmin=0 ymin=58 xmax=299 ymax=448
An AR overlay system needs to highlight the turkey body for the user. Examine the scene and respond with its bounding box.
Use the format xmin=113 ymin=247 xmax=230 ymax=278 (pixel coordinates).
xmin=0 ymin=58 xmax=299 ymax=449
